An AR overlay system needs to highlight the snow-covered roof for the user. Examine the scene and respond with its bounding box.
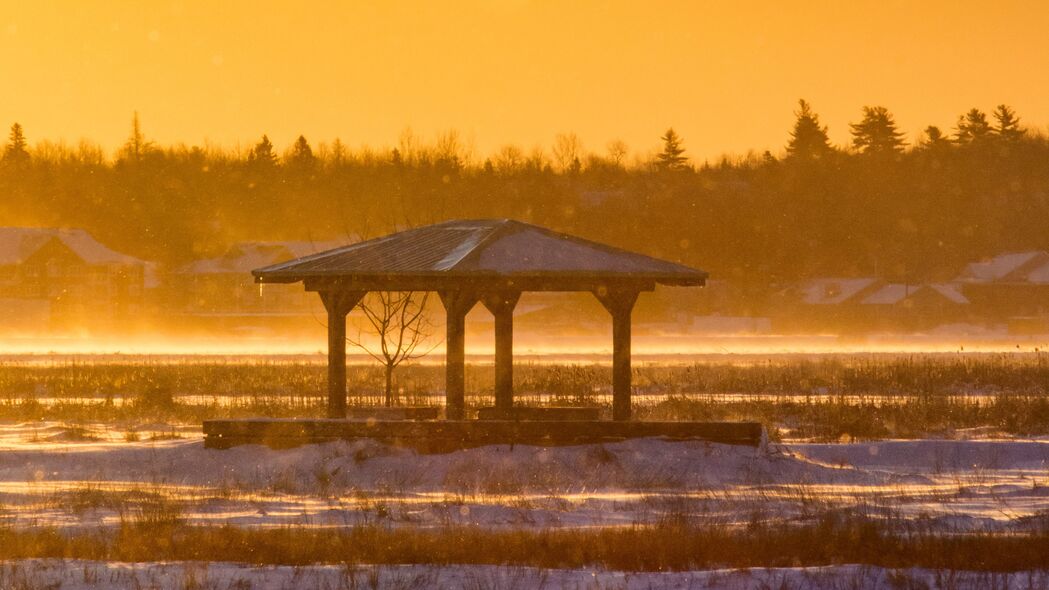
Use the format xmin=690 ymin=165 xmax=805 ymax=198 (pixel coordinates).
xmin=797 ymin=278 xmax=880 ymax=305
xmin=860 ymin=283 xmax=913 ymax=305
xmin=182 ymin=241 xmax=343 ymax=275
xmin=0 ymin=227 xmax=144 ymax=266
xmin=254 ymin=219 xmax=708 ymax=288
xmin=860 ymin=283 xmax=969 ymax=305
xmin=957 ymin=251 xmax=1049 ymax=283
xmin=928 ymin=283 xmax=969 ymax=304
xmin=1022 ymin=261 xmax=1049 ymax=284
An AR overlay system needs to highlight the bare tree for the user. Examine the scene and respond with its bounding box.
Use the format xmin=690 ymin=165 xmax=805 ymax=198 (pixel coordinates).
xmin=494 ymin=144 xmax=525 ymax=174
xmin=552 ymin=132 xmax=583 ymax=172
xmin=348 ymin=291 xmax=435 ymax=406
xmin=606 ymin=139 xmax=628 ymax=167
xmin=434 ymin=129 xmax=471 ymax=168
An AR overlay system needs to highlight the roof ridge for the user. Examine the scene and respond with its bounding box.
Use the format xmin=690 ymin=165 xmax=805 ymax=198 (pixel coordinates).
xmin=444 ymin=219 xmax=518 ymax=271
xmin=252 ymin=221 xmax=505 ymax=276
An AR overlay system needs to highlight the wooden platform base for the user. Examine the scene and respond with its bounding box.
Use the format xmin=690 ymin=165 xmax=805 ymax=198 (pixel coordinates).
xmin=344 ymin=407 xmax=440 ymax=420
xmin=203 ymin=419 xmax=765 ymax=452
xmin=475 ymin=406 xmax=601 ymax=421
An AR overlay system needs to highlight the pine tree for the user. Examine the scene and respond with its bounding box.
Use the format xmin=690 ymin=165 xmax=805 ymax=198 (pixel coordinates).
xmin=329 ymin=138 xmax=346 ymax=167
xmin=786 ymin=99 xmax=833 ymax=160
xmin=3 ymin=123 xmax=29 ymax=164
xmin=992 ymin=104 xmax=1024 ymax=141
xmin=656 ymin=128 xmax=689 ymax=170
xmin=849 ymin=106 xmax=906 ymax=154
xmin=287 ymin=135 xmax=315 ymax=168
xmin=120 ymin=112 xmax=153 ymax=162
xmin=954 ymin=108 xmax=991 ymax=144
xmin=249 ymin=134 xmax=278 ymax=167
xmin=921 ymin=125 xmax=951 ymax=148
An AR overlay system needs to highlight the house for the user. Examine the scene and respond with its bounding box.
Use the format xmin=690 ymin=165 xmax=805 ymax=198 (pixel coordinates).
xmin=955 ymin=251 xmax=1049 ymax=318
xmin=857 ymin=283 xmax=969 ymax=329
xmin=772 ymin=277 xmax=882 ymax=332
xmin=956 ymin=251 xmax=1049 ymax=284
xmin=0 ymin=227 xmax=150 ymax=329
xmin=775 ymin=278 xmax=968 ymax=332
xmin=176 ymin=241 xmax=341 ymax=318
xmin=796 ymin=278 xmax=883 ymax=306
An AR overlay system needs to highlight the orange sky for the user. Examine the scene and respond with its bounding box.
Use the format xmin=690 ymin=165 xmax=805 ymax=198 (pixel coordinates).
xmin=2 ymin=1 xmax=1047 ymax=161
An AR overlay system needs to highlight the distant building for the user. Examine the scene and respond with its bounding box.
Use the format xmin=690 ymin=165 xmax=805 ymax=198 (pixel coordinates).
xmin=857 ymin=283 xmax=969 ymax=330
xmin=0 ymin=227 xmax=150 ymax=329
xmin=955 ymin=250 xmax=1049 ymax=323
xmin=175 ymin=241 xmax=342 ymax=318
xmin=795 ymin=278 xmax=883 ymax=306
xmin=776 ymin=278 xmax=969 ymax=332
xmin=956 ymin=251 xmax=1049 ymax=284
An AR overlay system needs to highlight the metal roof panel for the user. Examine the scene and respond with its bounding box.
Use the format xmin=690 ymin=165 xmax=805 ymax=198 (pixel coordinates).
xmin=253 ymin=219 xmax=706 ymax=287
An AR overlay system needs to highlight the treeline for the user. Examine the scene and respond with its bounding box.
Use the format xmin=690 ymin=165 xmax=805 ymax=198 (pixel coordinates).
xmin=2 ymin=103 xmax=1049 ymax=288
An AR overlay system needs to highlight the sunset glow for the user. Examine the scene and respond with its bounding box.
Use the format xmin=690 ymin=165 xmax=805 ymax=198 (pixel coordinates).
xmin=2 ymin=1 xmax=1047 ymax=159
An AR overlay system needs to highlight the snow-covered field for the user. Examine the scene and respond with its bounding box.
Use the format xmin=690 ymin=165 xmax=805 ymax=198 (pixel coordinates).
xmin=0 ymin=560 xmax=1046 ymax=590
xmin=0 ymin=422 xmax=1046 ymax=532
xmin=1 ymin=422 xmax=1048 ymax=587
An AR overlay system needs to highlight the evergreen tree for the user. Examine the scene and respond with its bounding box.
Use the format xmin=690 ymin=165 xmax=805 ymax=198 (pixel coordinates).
xmin=786 ymin=99 xmax=833 ymax=160
xmin=3 ymin=123 xmax=29 ymax=164
xmin=287 ymin=135 xmax=315 ymax=168
xmin=329 ymin=138 xmax=346 ymax=167
xmin=249 ymin=134 xmax=278 ymax=167
xmin=849 ymin=106 xmax=906 ymax=154
xmin=656 ymin=128 xmax=689 ymax=170
xmin=920 ymin=125 xmax=951 ymax=148
xmin=120 ymin=112 xmax=153 ymax=162
xmin=954 ymin=108 xmax=991 ymax=144
xmin=992 ymin=104 xmax=1024 ymax=141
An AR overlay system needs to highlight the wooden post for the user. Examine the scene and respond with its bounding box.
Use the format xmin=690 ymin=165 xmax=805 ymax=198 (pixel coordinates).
xmin=439 ymin=290 xmax=477 ymax=420
xmin=594 ymin=288 xmax=639 ymax=421
xmin=320 ymin=290 xmax=365 ymax=419
xmin=483 ymin=291 xmax=521 ymax=417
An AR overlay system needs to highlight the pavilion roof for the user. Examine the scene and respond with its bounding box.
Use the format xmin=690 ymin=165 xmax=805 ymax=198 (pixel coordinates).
xmin=252 ymin=219 xmax=706 ymax=291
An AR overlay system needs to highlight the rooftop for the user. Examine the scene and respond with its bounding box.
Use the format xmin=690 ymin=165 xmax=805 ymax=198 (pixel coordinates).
xmin=957 ymin=251 xmax=1049 ymax=284
xmin=0 ymin=227 xmax=144 ymax=266
xmin=253 ymin=219 xmax=706 ymax=290
xmin=182 ymin=241 xmax=343 ymax=275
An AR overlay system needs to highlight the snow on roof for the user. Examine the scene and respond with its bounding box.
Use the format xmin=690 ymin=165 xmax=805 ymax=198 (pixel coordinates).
xmin=1023 ymin=261 xmax=1049 ymax=284
xmin=859 ymin=283 xmax=970 ymax=305
xmin=254 ymin=219 xmax=708 ymax=287
xmin=928 ymin=283 xmax=969 ymax=304
xmin=860 ymin=283 xmax=912 ymax=305
xmin=182 ymin=241 xmax=345 ymax=275
xmin=0 ymin=227 xmax=144 ymax=266
xmin=958 ymin=251 xmax=1049 ymax=283
xmin=798 ymin=278 xmax=880 ymax=305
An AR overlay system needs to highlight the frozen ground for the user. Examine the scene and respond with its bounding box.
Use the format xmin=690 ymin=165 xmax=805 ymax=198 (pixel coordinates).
xmin=0 ymin=422 xmax=1046 ymax=532
xmin=0 ymin=560 xmax=1046 ymax=590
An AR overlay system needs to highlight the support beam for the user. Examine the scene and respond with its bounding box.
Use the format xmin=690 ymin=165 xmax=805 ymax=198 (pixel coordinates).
xmin=438 ymin=290 xmax=477 ymax=420
xmin=594 ymin=287 xmax=639 ymax=421
xmin=319 ymin=290 xmax=365 ymax=419
xmin=482 ymin=291 xmax=521 ymax=417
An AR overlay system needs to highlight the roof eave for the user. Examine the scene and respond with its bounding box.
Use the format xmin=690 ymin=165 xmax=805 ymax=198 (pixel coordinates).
xmin=254 ymin=270 xmax=708 ymax=287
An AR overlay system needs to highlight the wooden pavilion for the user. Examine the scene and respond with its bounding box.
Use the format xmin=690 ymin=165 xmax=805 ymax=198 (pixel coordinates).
xmin=204 ymin=220 xmax=763 ymax=449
